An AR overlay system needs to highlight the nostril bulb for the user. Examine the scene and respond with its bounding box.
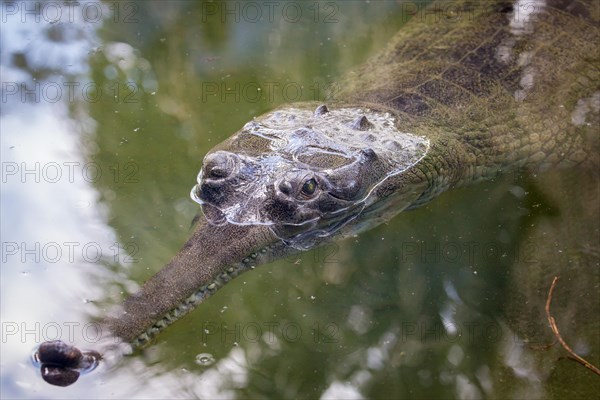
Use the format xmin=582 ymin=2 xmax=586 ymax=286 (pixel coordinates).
xmin=208 ymin=166 xmax=228 ymax=179
xmin=204 ymin=152 xmax=236 ymax=180
xmin=279 ymin=181 xmax=292 ymax=195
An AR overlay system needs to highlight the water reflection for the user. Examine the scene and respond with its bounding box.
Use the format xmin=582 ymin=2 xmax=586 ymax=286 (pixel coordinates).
xmin=1 ymin=1 xmax=598 ymax=399
xmin=1 ymin=2 xmax=121 ymax=397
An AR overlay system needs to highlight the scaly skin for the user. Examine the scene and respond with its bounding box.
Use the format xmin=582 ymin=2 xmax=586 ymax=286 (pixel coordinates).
xmin=333 ymin=0 xmax=599 ymax=198
xmin=36 ymin=0 xmax=599 ymax=385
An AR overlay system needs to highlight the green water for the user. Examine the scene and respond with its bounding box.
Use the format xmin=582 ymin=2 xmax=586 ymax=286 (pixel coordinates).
xmin=1 ymin=1 xmax=598 ymax=398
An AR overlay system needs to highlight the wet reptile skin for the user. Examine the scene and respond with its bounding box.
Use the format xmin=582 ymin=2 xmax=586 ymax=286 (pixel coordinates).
xmin=38 ymin=0 xmax=599 ymax=368
xmin=113 ymin=0 xmax=599 ymax=348
xmin=332 ymin=0 xmax=599 ymax=201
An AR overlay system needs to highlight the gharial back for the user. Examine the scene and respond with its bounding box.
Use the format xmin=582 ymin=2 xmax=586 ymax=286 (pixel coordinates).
xmin=332 ymin=0 xmax=600 ymax=177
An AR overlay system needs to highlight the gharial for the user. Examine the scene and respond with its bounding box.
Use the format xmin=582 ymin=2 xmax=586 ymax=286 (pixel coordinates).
xmin=35 ymin=0 xmax=599 ymax=387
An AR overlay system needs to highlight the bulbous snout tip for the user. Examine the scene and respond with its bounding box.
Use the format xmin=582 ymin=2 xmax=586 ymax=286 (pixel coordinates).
xmin=202 ymin=151 xmax=240 ymax=181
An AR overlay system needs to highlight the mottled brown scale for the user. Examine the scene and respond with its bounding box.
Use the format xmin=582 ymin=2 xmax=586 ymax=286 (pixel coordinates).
xmin=334 ymin=0 xmax=599 ymax=180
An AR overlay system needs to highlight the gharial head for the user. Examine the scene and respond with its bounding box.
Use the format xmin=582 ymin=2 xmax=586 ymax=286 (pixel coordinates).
xmin=192 ymin=102 xmax=431 ymax=249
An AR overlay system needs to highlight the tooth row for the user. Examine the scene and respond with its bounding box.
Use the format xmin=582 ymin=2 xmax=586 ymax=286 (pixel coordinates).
xmin=131 ymin=245 xmax=272 ymax=348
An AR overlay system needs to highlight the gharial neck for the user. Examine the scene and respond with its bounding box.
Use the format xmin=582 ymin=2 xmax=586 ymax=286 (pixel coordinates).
xmin=330 ymin=0 xmax=599 ymax=191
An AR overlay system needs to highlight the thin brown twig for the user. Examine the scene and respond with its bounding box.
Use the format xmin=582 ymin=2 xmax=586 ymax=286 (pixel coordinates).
xmin=545 ymin=276 xmax=600 ymax=377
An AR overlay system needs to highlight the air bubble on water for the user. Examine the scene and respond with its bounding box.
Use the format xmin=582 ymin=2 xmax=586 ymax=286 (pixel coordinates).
xmin=310 ymin=295 xmax=316 ymax=300
xmin=133 ymin=127 xmax=140 ymax=132
xmin=195 ymin=353 xmax=215 ymax=366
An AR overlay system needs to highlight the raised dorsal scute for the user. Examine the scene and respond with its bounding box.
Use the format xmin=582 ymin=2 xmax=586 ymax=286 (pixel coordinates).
xmin=314 ymin=104 xmax=329 ymax=116
xmin=351 ymin=115 xmax=374 ymax=131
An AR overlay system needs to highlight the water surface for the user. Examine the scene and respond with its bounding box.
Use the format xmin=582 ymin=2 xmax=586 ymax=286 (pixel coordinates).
xmin=1 ymin=1 xmax=598 ymax=399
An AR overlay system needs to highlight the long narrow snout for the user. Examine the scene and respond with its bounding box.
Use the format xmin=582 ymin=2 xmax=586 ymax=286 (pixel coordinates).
xmin=107 ymin=216 xmax=282 ymax=345
xmin=35 ymin=215 xmax=285 ymax=386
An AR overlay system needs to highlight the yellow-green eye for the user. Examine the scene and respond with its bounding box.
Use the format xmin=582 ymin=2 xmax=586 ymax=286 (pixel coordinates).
xmin=301 ymin=178 xmax=318 ymax=197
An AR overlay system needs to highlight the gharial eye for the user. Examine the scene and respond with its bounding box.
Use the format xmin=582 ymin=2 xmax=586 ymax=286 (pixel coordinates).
xmin=300 ymin=178 xmax=318 ymax=198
